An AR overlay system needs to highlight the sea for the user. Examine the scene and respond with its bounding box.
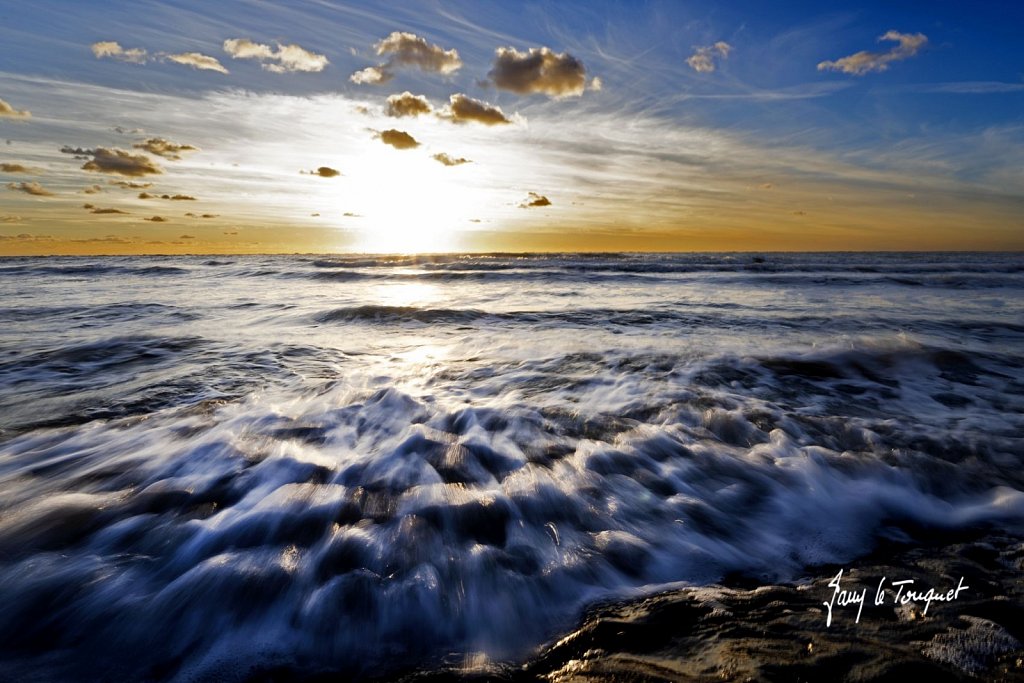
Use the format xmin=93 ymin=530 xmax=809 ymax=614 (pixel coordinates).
xmin=0 ymin=252 xmax=1022 ymax=681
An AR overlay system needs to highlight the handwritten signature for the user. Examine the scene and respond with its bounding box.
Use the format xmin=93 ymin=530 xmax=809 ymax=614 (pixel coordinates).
xmin=822 ymin=568 xmax=969 ymax=627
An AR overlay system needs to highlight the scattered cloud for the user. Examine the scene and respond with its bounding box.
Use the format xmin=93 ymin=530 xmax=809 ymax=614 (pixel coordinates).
xmin=82 ymin=203 xmax=95 ymax=209
xmin=432 ymin=153 xmax=471 ymax=166
xmin=1 ymin=215 xmax=22 ymax=223
xmin=133 ymin=137 xmax=198 ymax=160
xmin=90 ymin=207 xmax=129 ymax=214
xmin=377 ymin=129 xmax=420 ymax=149
xmin=350 ymin=31 xmax=460 ymax=85
xmin=6 ymin=181 xmax=53 ymax=196
xmin=165 ymin=52 xmax=229 ymax=74
xmin=387 ymin=91 xmax=432 ymax=117
xmin=304 ymin=166 xmax=341 ymax=177
xmin=180 ymin=234 xmax=195 ymax=239
xmin=112 ymin=126 xmax=144 ymax=136
xmin=140 ymin=192 xmax=196 ymax=200
xmin=590 ymin=76 xmax=603 ymax=91
xmin=0 ymin=233 xmax=52 ymax=242
xmin=109 ymin=180 xmax=152 ymax=189
xmin=144 ymin=216 xmax=166 ymax=222
xmin=376 ymin=31 xmax=461 ymax=74
xmin=818 ymin=31 xmax=927 ymax=76
xmin=0 ymin=163 xmax=34 ymax=173
xmin=686 ymin=41 xmax=732 ymax=73
xmin=350 ymin=66 xmax=391 ymax=84
xmin=488 ymin=46 xmax=587 ymax=97
xmin=91 ymin=41 xmax=148 ymax=64
xmin=519 ymin=191 xmax=551 ymax=207
xmin=0 ymin=97 xmax=31 ymax=119
xmin=223 ymin=38 xmax=328 ymax=73
xmin=443 ymin=93 xmax=512 ymax=125
xmin=82 ymin=184 xmax=103 ymax=194
xmin=81 ymin=148 xmax=162 ymax=176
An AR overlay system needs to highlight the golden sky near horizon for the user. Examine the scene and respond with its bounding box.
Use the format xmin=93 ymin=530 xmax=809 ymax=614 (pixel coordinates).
xmin=1 ymin=2 xmax=1023 ymax=254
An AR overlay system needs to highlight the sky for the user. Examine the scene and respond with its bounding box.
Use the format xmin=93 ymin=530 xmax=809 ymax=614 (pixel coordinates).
xmin=0 ymin=0 xmax=1022 ymax=254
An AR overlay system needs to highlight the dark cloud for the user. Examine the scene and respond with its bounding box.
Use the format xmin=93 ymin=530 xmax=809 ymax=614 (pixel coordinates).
xmin=519 ymin=192 xmax=551 ymax=207
xmin=304 ymin=166 xmax=341 ymax=177
xmin=376 ymin=31 xmax=461 ymax=73
xmin=488 ymin=47 xmax=587 ymax=97
xmin=82 ymin=184 xmax=103 ymax=194
xmin=1 ymin=163 xmax=34 ymax=173
xmin=140 ymin=191 xmax=194 ymax=200
xmin=818 ymin=31 xmax=927 ymax=75
xmin=144 ymin=216 xmax=167 ymax=222
xmin=387 ymin=92 xmax=432 ymax=117
xmin=432 ymin=153 xmax=471 ymax=166
xmin=7 ymin=181 xmax=53 ymax=196
xmin=180 ymin=234 xmax=195 ymax=239
xmin=109 ymin=180 xmax=152 ymax=189
xmin=377 ymin=129 xmax=420 ymax=150
xmin=81 ymin=148 xmax=162 ymax=177
xmin=133 ymin=138 xmax=198 ymax=160
xmin=444 ymin=93 xmax=512 ymax=125
xmin=90 ymin=207 xmax=129 ymax=214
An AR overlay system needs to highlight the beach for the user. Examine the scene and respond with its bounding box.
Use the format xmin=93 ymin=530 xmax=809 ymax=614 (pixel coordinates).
xmin=0 ymin=252 xmax=1021 ymax=681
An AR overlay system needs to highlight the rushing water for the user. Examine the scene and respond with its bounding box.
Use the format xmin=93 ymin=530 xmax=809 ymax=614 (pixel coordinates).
xmin=0 ymin=252 xmax=1022 ymax=680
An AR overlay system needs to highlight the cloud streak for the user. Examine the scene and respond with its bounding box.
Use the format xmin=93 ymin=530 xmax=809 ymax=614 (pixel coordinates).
xmin=818 ymin=31 xmax=927 ymax=76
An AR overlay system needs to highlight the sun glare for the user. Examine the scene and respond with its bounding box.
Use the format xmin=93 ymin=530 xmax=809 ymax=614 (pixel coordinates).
xmin=339 ymin=145 xmax=488 ymax=253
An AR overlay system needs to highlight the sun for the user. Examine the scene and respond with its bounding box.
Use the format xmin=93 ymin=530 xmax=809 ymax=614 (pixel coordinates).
xmin=336 ymin=144 xmax=490 ymax=253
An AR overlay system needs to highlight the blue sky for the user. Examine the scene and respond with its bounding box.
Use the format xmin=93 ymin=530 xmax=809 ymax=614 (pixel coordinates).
xmin=1 ymin=0 xmax=1022 ymax=252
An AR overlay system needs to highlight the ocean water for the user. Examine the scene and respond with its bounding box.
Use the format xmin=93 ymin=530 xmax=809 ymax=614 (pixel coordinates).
xmin=0 ymin=252 xmax=1022 ymax=680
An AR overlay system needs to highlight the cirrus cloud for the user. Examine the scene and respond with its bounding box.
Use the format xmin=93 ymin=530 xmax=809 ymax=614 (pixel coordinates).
xmin=818 ymin=31 xmax=927 ymax=76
